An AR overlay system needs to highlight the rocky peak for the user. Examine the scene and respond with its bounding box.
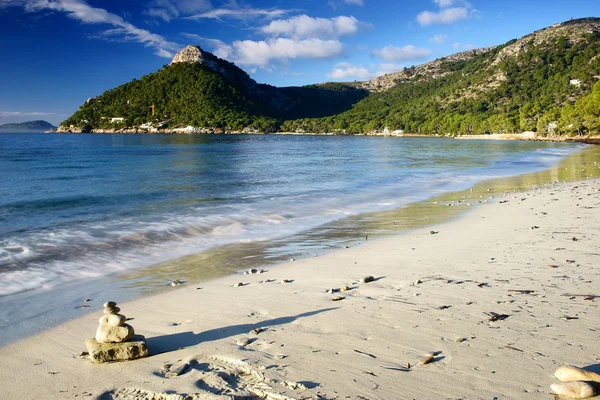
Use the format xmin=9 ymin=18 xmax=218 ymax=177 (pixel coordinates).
xmin=171 ymin=45 xmax=255 ymax=88
xmin=171 ymin=45 xmax=208 ymax=64
xmin=170 ymin=45 xmax=295 ymax=111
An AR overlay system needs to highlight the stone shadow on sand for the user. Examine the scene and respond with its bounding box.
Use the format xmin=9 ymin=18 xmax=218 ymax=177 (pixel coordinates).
xmin=146 ymin=308 xmax=338 ymax=355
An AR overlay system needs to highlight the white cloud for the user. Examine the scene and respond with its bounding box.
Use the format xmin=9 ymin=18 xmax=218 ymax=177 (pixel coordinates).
xmin=260 ymin=15 xmax=366 ymax=40
xmin=233 ymin=38 xmax=344 ymax=66
xmin=186 ymin=7 xmax=290 ymax=21
xmin=372 ymin=45 xmax=431 ymax=63
xmin=186 ymin=34 xmax=345 ymax=67
xmin=417 ymin=7 xmax=469 ymax=26
xmin=376 ymin=63 xmax=404 ymax=75
xmin=145 ymin=0 xmax=212 ymax=22
xmin=327 ymin=62 xmax=405 ymax=80
xmin=20 ymin=0 xmax=179 ymax=58
xmin=429 ymin=33 xmax=448 ymax=44
xmin=327 ymin=62 xmax=372 ymax=79
xmin=344 ymin=0 xmax=364 ymax=5
xmin=434 ymin=0 xmax=455 ymax=7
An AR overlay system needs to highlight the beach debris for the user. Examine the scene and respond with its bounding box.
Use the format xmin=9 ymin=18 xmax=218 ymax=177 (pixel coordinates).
xmin=550 ymin=382 xmax=596 ymax=399
xmin=165 ymin=362 xmax=189 ymax=378
xmin=354 ymin=349 xmax=377 ymax=359
xmin=548 ymin=264 xmax=560 ymax=268
xmin=509 ymin=289 xmax=535 ymax=295
xmin=252 ymin=328 xmax=265 ymax=335
xmin=236 ymin=338 xmax=251 ymax=347
xmin=456 ymin=337 xmax=467 ymax=343
xmin=234 ymin=282 xmax=244 ymax=287
xmin=380 ymin=364 xmax=411 ymax=372
xmin=485 ymin=312 xmax=510 ymax=322
xmin=76 ymin=351 xmax=89 ymax=359
xmin=276 ymin=354 xmax=288 ymax=359
xmin=360 ymin=276 xmax=375 ymax=283
xmin=561 ymin=315 xmax=579 ymax=320
xmin=341 ymin=285 xmax=351 ymax=292
xmin=429 ymin=230 xmax=439 ymax=235
xmin=281 ymin=381 xmax=308 ymax=391
xmin=327 ymin=288 xmax=341 ymax=294
xmin=260 ymin=279 xmax=275 ymax=284
xmin=530 ymin=226 xmax=540 ymax=230
xmin=414 ymin=279 xmax=423 ymax=285
xmin=572 ymin=236 xmax=579 ymax=241
xmin=555 ymin=365 xmax=600 ymax=383
xmin=503 ymin=345 xmax=523 ymax=352
xmin=566 ymin=259 xmax=576 ymax=264
xmin=419 ymin=355 xmax=435 ymax=365
xmin=438 ymin=305 xmax=452 ymax=310
xmin=499 ymin=200 xmax=509 ymax=204
xmin=280 ymin=279 xmax=292 ymax=284
xmin=332 ymin=296 xmax=345 ymax=301
xmin=169 ymin=280 xmax=185 ymax=287
xmin=477 ymin=282 xmax=489 ymax=288
xmin=83 ymin=298 xmax=91 ymax=302
xmin=85 ymin=301 xmax=148 ymax=364
xmin=562 ymin=294 xmax=599 ymax=300
xmin=244 ymin=268 xmax=265 ymax=275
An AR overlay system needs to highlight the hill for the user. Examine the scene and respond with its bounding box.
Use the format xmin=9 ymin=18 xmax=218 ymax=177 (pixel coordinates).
xmin=60 ymin=18 xmax=600 ymax=137
xmin=0 ymin=120 xmax=56 ymax=133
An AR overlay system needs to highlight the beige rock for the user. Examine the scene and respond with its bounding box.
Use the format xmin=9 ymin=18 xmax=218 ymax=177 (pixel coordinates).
xmin=85 ymin=336 xmax=148 ymax=364
xmin=103 ymin=306 xmax=121 ymax=315
xmin=98 ymin=314 xmax=126 ymax=327
xmin=555 ymin=365 xmax=600 ymax=383
xmin=96 ymin=324 xmax=134 ymax=343
xmin=103 ymin=301 xmax=117 ymax=308
xmin=550 ymin=382 xmax=596 ymax=399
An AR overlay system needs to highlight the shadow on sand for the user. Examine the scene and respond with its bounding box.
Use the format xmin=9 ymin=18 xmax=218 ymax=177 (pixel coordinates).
xmin=146 ymin=307 xmax=337 ymax=355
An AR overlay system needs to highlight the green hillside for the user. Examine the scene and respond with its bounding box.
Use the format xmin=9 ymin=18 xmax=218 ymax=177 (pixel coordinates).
xmin=61 ymin=18 xmax=600 ymax=137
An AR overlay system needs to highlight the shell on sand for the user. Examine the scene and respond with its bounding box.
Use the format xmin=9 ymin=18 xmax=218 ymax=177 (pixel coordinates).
xmin=419 ymin=355 xmax=434 ymax=365
xmin=550 ymin=382 xmax=596 ymax=399
xmin=555 ymin=365 xmax=600 ymax=383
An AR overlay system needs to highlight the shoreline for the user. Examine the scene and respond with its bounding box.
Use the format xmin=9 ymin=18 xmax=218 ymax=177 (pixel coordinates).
xmin=1 ymin=177 xmax=598 ymax=399
xmin=50 ymin=128 xmax=600 ymax=145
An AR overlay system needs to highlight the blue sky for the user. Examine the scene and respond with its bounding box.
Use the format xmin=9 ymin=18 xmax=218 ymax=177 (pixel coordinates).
xmin=0 ymin=0 xmax=598 ymax=125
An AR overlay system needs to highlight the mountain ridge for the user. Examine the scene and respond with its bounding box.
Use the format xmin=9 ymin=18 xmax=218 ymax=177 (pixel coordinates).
xmin=0 ymin=120 xmax=56 ymax=133
xmin=59 ymin=17 xmax=600 ymax=137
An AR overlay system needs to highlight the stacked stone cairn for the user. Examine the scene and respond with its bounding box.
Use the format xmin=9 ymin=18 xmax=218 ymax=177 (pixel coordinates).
xmin=84 ymin=301 xmax=149 ymax=364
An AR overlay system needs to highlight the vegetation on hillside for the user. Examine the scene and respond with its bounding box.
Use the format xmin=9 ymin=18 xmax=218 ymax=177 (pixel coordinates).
xmin=282 ymin=30 xmax=600 ymax=135
xmin=62 ymin=19 xmax=600 ymax=136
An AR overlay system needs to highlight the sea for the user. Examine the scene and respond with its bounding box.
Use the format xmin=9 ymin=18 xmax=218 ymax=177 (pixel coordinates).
xmin=0 ymin=132 xmax=596 ymax=346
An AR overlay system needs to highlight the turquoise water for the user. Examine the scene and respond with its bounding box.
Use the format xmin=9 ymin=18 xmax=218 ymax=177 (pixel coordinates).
xmin=0 ymin=133 xmax=581 ymax=299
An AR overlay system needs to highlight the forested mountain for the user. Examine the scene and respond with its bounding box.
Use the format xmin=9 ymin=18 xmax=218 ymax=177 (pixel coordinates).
xmin=0 ymin=120 xmax=56 ymax=132
xmin=60 ymin=18 xmax=600 ymax=136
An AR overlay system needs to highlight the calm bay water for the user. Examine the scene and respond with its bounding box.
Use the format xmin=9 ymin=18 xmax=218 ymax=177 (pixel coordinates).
xmin=0 ymin=133 xmax=582 ymax=299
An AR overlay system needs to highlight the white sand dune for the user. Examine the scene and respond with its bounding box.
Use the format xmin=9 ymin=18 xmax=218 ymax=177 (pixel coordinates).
xmin=1 ymin=179 xmax=599 ymax=399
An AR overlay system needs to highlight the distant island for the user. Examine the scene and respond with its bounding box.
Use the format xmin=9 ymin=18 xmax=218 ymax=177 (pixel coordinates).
xmin=59 ymin=18 xmax=600 ymax=138
xmin=0 ymin=120 xmax=56 ymax=133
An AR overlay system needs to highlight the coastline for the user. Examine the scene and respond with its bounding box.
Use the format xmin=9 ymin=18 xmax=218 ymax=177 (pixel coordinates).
xmin=51 ymin=127 xmax=600 ymax=145
xmin=1 ymin=177 xmax=598 ymax=399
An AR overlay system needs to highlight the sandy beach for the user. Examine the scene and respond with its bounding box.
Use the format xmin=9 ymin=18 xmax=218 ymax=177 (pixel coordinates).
xmin=1 ymin=177 xmax=599 ymax=399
